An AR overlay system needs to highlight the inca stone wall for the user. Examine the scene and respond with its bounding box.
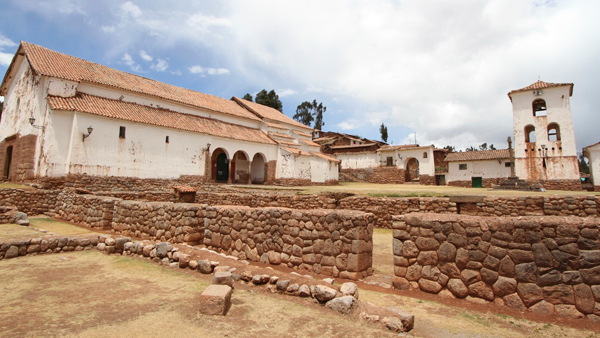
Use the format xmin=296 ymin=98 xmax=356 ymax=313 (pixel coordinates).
xmin=0 ymin=188 xmax=58 ymax=215
xmin=55 ymin=192 xmax=119 ymax=229
xmin=202 ymin=206 xmax=373 ymax=279
xmin=340 ymin=167 xmax=406 ymax=184
xmin=392 ymin=213 xmax=600 ymax=320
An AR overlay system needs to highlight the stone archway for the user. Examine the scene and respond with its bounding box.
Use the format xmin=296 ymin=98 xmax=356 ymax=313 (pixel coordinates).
xmin=251 ymin=153 xmax=266 ymax=184
xmin=231 ymin=151 xmax=250 ymax=184
xmin=406 ymin=157 xmax=419 ymax=181
xmin=211 ymin=148 xmax=229 ymax=183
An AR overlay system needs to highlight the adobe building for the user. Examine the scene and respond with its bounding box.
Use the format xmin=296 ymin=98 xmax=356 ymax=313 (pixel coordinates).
xmin=508 ymin=80 xmax=580 ymax=190
xmin=583 ymin=142 xmax=600 ymax=191
xmin=0 ymin=42 xmax=339 ymax=185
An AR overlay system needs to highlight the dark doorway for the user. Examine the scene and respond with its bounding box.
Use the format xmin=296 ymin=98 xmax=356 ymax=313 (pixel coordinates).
xmin=472 ymin=177 xmax=483 ymax=188
xmin=216 ymin=153 xmax=229 ymax=182
xmin=4 ymin=146 xmax=13 ymax=179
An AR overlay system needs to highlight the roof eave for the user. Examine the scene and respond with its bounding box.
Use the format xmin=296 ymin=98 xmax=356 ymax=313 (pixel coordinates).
xmin=0 ymin=43 xmax=26 ymax=96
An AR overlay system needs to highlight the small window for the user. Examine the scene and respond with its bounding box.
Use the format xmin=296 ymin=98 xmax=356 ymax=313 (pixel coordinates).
xmin=505 ymin=162 xmax=512 ymax=168
xmin=423 ymin=152 xmax=428 ymax=158
xmin=459 ymin=163 xmax=467 ymax=170
xmin=524 ymin=125 xmax=536 ymax=143
xmin=386 ymin=157 xmax=393 ymax=166
xmin=165 ymin=136 xmax=169 ymax=143
xmin=532 ymin=99 xmax=547 ymax=116
xmin=119 ymin=126 xmax=126 ymax=138
xmin=547 ymin=123 xmax=561 ymax=141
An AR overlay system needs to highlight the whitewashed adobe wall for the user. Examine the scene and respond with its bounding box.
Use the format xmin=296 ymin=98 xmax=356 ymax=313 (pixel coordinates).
xmin=336 ymin=152 xmax=379 ymax=169
xmin=397 ymin=148 xmax=436 ymax=176
xmin=511 ymin=85 xmax=579 ymax=180
xmin=445 ymin=160 xmax=511 ymax=182
xmin=585 ymin=143 xmax=600 ymax=187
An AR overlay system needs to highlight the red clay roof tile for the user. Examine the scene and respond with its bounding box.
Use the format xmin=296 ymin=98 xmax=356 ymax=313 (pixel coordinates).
xmin=444 ymin=149 xmax=510 ymax=162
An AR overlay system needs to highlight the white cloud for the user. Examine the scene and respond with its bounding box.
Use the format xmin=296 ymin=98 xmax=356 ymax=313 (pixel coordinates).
xmin=139 ymin=50 xmax=153 ymax=61
xmin=170 ymin=70 xmax=182 ymax=76
xmin=101 ymin=25 xmax=115 ymax=33
xmin=189 ymin=65 xmax=229 ymax=76
xmin=337 ymin=120 xmax=360 ymax=130
xmin=121 ymin=1 xmax=142 ymax=18
xmin=277 ymin=89 xmax=297 ymax=97
xmin=0 ymin=34 xmax=17 ymax=66
xmin=0 ymin=53 xmax=13 ymax=67
xmin=121 ymin=53 xmax=142 ymax=72
xmin=151 ymin=59 xmax=169 ymax=72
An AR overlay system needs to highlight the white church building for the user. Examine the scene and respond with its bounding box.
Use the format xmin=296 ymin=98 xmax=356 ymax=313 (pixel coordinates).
xmin=0 ymin=42 xmax=339 ymax=185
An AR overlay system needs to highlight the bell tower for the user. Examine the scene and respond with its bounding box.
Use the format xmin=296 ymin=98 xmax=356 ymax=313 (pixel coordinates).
xmin=508 ymin=80 xmax=579 ymax=183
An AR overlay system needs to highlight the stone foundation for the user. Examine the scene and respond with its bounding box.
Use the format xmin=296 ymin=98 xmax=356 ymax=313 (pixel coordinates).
xmin=392 ymin=213 xmax=600 ymax=319
xmin=447 ymin=178 xmax=504 ymax=188
xmin=341 ymin=167 xmax=406 ymax=184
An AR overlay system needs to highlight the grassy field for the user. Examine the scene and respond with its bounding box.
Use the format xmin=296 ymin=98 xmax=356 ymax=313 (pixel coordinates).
xmin=0 ymin=217 xmax=97 ymax=241
xmin=275 ymin=182 xmax=600 ymax=197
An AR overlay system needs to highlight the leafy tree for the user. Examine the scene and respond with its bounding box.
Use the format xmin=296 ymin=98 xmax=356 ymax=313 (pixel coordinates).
xmin=579 ymin=153 xmax=590 ymax=174
xmin=443 ymin=145 xmax=456 ymax=152
xmin=490 ymin=144 xmax=496 ymax=150
xmin=255 ymin=89 xmax=283 ymax=112
xmin=479 ymin=143 xmax=488 ymax=151
xmin=242 ymin=93 xmax=253 ymax=101
xmin=293 ymin=100 xmax=326 ymax=129
xmin=465 ymin=146 xmax=477 ymax=152
xmin=379 ymin=123 xmax=388 ymax=142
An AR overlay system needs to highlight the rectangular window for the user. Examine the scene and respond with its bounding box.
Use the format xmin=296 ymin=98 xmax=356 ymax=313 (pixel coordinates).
xmin=119 ymin=126 xmax=126 ymax=138
xmin=505 ymin=162 xmax=512 ymax=167
xmin=386 ymin=157 xmax=393 ymax=166
xmin=165 ymin=136 xmax=169 ymax=143
xmin=459 ymin=163 xmax=467 ymax=170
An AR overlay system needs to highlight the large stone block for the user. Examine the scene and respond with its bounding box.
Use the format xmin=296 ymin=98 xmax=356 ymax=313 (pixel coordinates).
xmin=347 ymin=252 xmax=372 ymax=272
xmin=198 ymin=285 xmax=232 ymax=316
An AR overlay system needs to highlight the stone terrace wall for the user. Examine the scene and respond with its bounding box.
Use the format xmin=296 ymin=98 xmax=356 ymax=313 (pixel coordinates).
xmin=55 ymin=191 xmax=119 ymax=229
xmin=0 ymin=188 xmax=58 ymax=215
xmin=340 ymin=167 xmax=406 ymax=184
xmin=530 ymin=179 xmax=583 ymax=192
xmin=196 ymin=192 xmax=337 ymax=209
xmin=111 ymin=201 xmax=205 ymax=244
xmin=202 ymin=206 xmax=373 ymax=279
xmin=32 ymin=174 xmax=205 ymax=191
xmin=392 ymin=213 xmax=600 ymax=319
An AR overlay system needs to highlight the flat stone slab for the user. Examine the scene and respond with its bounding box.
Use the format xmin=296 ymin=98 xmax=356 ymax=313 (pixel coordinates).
xmin=198 ymin=285 xmax=232 ymax=316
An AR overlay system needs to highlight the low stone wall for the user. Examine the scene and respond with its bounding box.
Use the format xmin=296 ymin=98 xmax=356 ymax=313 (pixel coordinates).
xmin=0 ymin=234 xmax=102 ymax=258
xmin=447 ymin=178 xmax=504 ymax=188
xmin=0 ymin=188 xmax=58 ymax=215
xmin=530 ymin=179 xmax=583 ymax=192
xmin=55 ymin=191 xmax=119 ymax=229
xmin=96 ymin=191 xmax=175 ymax=202
xmin=418 ymin=175 xmax=436 ymax=186
xmin=112 ymin=201 xmax=205 ymax=244
xmin=196 ymin=192 xmax=337 ymax=209
xmin=202 ymin=206 xmax=373 ymax=279
xmin=32 ymin=174 xmax=206 ymax=191
xmin=271 ymin=178 xmax=339 ymax=186
xmin=392 ymin=213 xmax=600 ymax=320
xmin=341 ymin=167 xmax=406 ymax=184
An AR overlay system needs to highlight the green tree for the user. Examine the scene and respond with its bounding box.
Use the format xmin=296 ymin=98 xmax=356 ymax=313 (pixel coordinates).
xmin=579 ymin=153 xmax=590 ymax=174
xmin=255 ymin=89 xmax=283 ymax=112
xmin=443 ymin=145 xmax=456 ymax=152
xmin=379 ymin=123 xmax=388 ymax=142
xmin=465 ymin=146 xmax=476 ymax=152
xmin=242 ymin=93 xmax=253 ymax=101
xmin=294 ymin=100 xmax=326 ymax=129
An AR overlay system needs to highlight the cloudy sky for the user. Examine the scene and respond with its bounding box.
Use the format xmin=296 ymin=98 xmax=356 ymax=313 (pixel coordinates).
xmin=0 ymin=0 xmax=598 ymax=151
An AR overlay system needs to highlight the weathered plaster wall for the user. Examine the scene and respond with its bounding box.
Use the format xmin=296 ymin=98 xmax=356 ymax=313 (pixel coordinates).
xmin=511 ymin=85 xmax=579 ymax=181
xmin=392 ymin=213 xmax=600 ymax=319
xmin=336 ymin=152 xmax=380 ymax=169
xmin=585 ymin=143 xmax=600 ymax=189
xmin=446 ymin=160 xmax=511 ymax=183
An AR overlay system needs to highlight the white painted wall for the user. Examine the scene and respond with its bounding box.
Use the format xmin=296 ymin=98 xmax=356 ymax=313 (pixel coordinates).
xmin=511 ymin=85 xmax=579 ymax=180
xmin=336 ymin=152 xmax=379 ymax=169
xmin=446 ymin=160 xmax=511 ymax=182
xmin=584 ymin=143 xmax=600 ymax=187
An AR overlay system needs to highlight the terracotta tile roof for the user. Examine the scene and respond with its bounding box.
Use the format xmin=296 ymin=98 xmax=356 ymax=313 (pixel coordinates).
xmin=294 ymin=130 xmax=312 ymax=138
xmin=331 ymin=143 xmax=377 ymax=149
xmin=313 ymin=137 xmax=336 ymax=144
xmin=47 ymin=92 xmax=276 ymax=145
xmin=508 ymin=80 xmax=574 ymax=97
xmin=263 ymin=121 xmax=289 ymax=131
xmin=281 ymin=146 xmax=301 ymax=155
xmin=310 ymin=152 xmax=340 ymax=162
xmin=269 ymin=131 xmax=294 ymax=139
xmin=378 ymin=144 xmax=432 ymax=152
xmin=15 ymin=42 xmax=261 ymax=122
xmin=232 ymin=97 xmax=313 ymax=131
xmin=278 ymin=140 xmax=299 ymax=147
xmin=301 ymin=139 xmax=321 ymax=147
xmin=444 ymin=149 xmax=510 ymax=162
